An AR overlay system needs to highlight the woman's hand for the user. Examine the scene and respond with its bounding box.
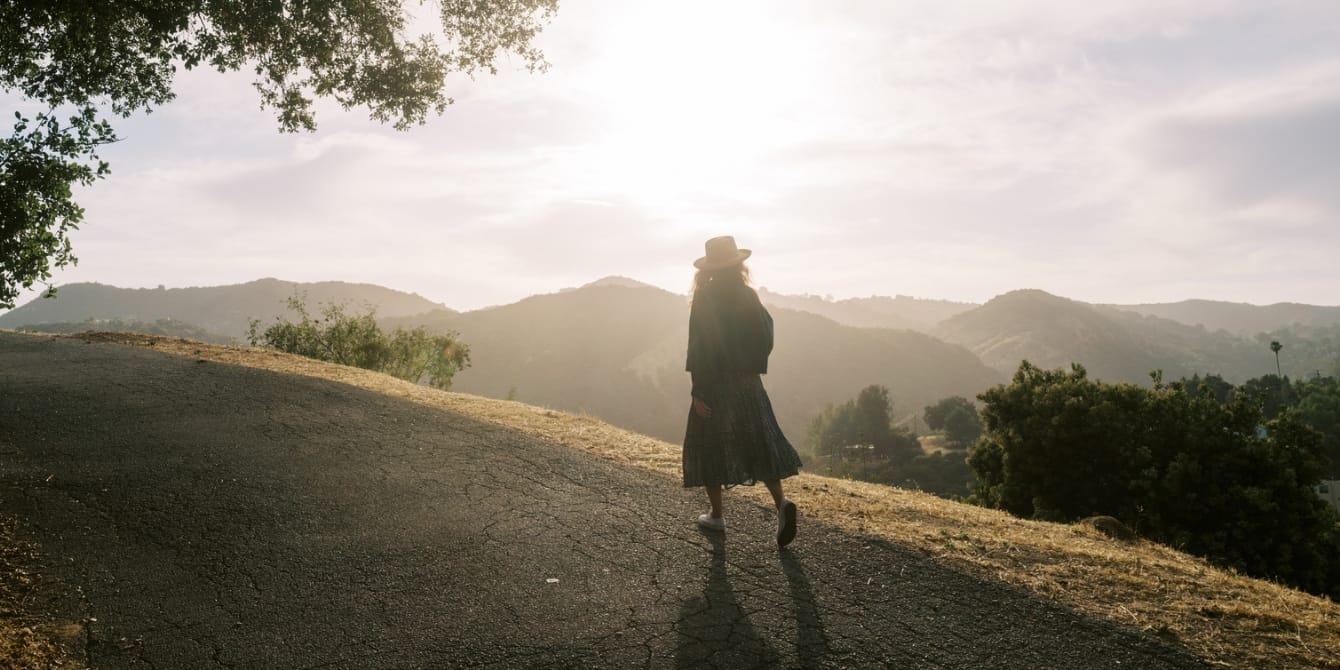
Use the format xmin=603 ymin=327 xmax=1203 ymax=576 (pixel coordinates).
xmin=693 ymin=397 xmax=713 ymax=419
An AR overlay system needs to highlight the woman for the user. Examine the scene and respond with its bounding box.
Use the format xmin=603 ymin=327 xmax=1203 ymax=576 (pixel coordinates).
xmin=683 ymin=235 xmax=804 ymax=547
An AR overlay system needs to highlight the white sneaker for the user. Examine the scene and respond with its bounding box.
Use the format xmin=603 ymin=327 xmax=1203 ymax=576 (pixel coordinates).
xmin=696 ymin=514 xmax=725 ymax=531
xmin=777 ymin=499 xmax=797 ymax=547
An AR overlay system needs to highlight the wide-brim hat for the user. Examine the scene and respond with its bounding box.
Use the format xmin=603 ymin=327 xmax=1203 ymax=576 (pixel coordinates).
xmin=694 ymin=235 xmax=752 ymax=270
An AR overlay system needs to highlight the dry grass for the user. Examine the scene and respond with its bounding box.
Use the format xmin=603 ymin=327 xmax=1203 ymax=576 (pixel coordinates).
xmin=12 ymin=331 xmax=1340 ymax=669
xmin=0 ymin=516 xmax=71 ymax=669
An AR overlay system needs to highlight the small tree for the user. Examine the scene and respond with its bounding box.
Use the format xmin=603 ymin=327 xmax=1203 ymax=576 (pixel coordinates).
xmin=807 ymin=385 xmax=919 ymax=461
xmin=1295 ymin=376 xmax=1340 ymax=479
xmin=924 ymin=396 xmax=982 ymax=447
xmin=1238 ymin=374 xmax=1294 ymax=420
xmin=856 ymin=385 xmax=894 ymax=452
xmin=249 ymin=294 xmax=469 ymax=390
xmin=1182 ymin=373 xmax=1234 ymax=404
xmin=809 ymin=385 xmax=971 ymax=496
xmin=380 ymin=325 xmax=470 ymax=391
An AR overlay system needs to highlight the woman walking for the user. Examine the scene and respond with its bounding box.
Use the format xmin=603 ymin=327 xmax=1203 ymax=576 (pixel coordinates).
xmin=683 ymin=236 xmax=804 ymax=547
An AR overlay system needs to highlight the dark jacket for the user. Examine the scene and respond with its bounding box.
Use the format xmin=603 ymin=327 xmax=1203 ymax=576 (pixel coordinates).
xmin=685 ymin=280 xmax=774 ymax=398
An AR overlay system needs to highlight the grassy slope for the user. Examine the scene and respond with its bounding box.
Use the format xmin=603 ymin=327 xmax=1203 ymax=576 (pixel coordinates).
xmin=6 ymin=331 xmax=1339 ymax=669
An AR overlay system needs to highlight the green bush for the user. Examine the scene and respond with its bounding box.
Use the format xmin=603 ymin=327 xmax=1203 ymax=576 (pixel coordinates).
xmin=805 ymin=385 xmax=973 ymax=498
xmin=923 ymin=395 xmax=983 ymax=447
xmin=248 ymin=294 xmax=469 ymax=390
xmin=970 ymin=361 xmax=1340 ymax=599
xmin=807 ymin=385 xmax=919 ymax=460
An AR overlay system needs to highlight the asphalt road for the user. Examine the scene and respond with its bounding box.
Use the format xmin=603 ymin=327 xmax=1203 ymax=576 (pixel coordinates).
xmin=0 ymin=332 xmax=1211 ymax=669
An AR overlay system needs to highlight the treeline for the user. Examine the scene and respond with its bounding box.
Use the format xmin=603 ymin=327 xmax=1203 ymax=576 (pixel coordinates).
xmin=1182 ymin=371 xmax=1340 ymax=477
xmin=808 ymin=365 xmax=1340 ymax=600
xmin=968 ymin=363 xmax=1340 ymax=600
xmin=805 ymin=387 xmax=979 ymax=498
xmin=1251 ymin=325 xmax=1340 ymax=382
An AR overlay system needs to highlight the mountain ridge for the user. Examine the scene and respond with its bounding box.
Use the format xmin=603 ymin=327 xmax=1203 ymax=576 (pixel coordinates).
xmin=379 ymin=282 xmax=1003 ymax=443
xmin=10 ymin=276 xmax=1339 ymax=336
xmin=1110 ymin=299 xmax=1340 ymax=336
xmin=0 ymin=278 xmax=450 ymax=339
xmin=5 ymin=277 xmax=1337 ymax=411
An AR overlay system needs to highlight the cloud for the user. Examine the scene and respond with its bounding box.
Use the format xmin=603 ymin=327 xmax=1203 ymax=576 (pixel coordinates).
xmin=1143 ymin=91 xmax=1340 ymax=215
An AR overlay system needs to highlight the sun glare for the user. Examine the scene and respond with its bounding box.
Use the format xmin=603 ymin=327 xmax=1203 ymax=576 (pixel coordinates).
xmin=571 ymin=2 xmax=824 ymax=207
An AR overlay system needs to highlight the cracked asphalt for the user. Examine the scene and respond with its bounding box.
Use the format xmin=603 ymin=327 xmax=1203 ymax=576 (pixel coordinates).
xmin=0 ymin=332 xmax=1212 ymax=669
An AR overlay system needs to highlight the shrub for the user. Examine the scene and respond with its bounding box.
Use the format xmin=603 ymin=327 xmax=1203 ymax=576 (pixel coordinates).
xmin=970 ymin=361 xmax=1340 ymax=599
xmin=248 ymin=294 xmax=469 ymax=390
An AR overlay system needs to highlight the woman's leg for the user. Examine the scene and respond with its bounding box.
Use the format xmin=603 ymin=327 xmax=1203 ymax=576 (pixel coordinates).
xmin=705 ymin=484 xmax=724 ymax=518
xmin=767 ymin=479 xmax=798 ymax=547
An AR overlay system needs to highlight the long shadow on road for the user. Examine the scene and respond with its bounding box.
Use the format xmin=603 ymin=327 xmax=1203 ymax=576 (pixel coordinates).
xmin=780 ymin=549 xmax=830 ymax=668
xmin=674 ymin=529 xmax=778 ymax=669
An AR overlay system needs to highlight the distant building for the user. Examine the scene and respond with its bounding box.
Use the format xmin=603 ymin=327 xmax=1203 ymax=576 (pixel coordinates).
xmin=1317 ymin=481 xmax=1340 ymax=512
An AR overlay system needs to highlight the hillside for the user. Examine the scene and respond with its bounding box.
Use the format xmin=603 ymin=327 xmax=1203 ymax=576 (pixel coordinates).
xmin=4 ymin=331 xmax=1335 ymax=670
xmin=0 ymin=277 xmax=1002 ymax=445
xmin=757 ymin=288 xmax=976 ymax=332
xmin=935 ymin=289 xmax=1273 ymax=384
xmin=753 ymin=289 xmax=1340 ymax=382
xmin=385 ymin=283 xmax=1003 ymax=445
xmin=0 ymin=279 xmax=449 ymax=339
xmin=1115 ymin=299 xmax=1340 ymax=336
xmin=391 ymin=284 xmax=694 ymax=442
xmin=12 ymin=317 xmax=236 ymax=344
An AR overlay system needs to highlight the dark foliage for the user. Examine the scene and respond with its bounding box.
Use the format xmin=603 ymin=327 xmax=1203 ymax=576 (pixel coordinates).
xmin=806 ymin=385 xmax=973 ymax=498
xmin=970 ymin=362 xmax=1340 ymax=599
xmin=923 ymin=395 xmax=983 ymax=446
xmin=249 ymin=294 xmax=469 ymax=390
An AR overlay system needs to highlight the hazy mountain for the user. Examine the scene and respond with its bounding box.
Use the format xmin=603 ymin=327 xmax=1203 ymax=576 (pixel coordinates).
xmin=577 ymin=276 xmax=660 ymax=290
xmin=935 ymin=289 xmax=1273 ymax=384
xmin=757 ymin=288 xmax=976 ymax=332
xmin=0 ymin=279 xmax=450 ymax=339
xmin=14 ymin=317 xmax=235 ymax=344
xmin=12 ymin=275 xmax=1330 ymax=441
xmin=386 ymin=283 xmax=1003 ymax=444
xmin=1111 ymin=300 xmax=1340 ymax=336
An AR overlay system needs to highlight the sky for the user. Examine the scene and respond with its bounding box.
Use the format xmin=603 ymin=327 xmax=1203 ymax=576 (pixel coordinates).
xmin=8 ymin=0 xmax=1340 ymax=312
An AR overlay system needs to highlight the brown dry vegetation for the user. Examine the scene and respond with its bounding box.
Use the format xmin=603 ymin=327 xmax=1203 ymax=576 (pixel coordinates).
xmin=0 ymin=516 xmax=69 ymax=669
xmin=7 ymin=331 xmax=1340 ymax=669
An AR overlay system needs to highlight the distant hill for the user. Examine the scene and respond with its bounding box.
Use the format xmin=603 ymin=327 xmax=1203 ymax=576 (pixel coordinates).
xmin=11 ymin=276 xmax=1333 ymax=434
xmin=757 ymin=288 xmax=976 ymax=332
xmin=385 ymin=284 xmax=1003 ymax=444
xmin=935 ymin=290 xmax=1274 ymax=384
xmin=1111 ymin=300 xmax=1340 ymax=336
xmin=576 ymin=276 xmax=660 ymax=290
xmin=0 ymin=279 xmax=450 ymax=339
xmin=14 ymin=317 xmax=235 ymax=344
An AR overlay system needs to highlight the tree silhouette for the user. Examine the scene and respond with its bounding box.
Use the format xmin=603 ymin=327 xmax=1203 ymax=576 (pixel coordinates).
xmin=1271 ymin=340 xmax=1284 ymax=377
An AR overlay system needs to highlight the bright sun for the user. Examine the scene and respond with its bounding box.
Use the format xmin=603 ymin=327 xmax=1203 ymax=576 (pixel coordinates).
xmin=570 ymin=2 xmax=825 ymax=208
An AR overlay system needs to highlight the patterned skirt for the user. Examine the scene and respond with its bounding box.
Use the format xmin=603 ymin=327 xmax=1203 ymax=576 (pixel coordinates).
xmin=682 ymin=373 xmax=803 ymax=488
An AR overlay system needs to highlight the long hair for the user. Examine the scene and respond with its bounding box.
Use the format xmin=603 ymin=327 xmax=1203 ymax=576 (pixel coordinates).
xmin=690 ymin=263 xmax=750 ymax=304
